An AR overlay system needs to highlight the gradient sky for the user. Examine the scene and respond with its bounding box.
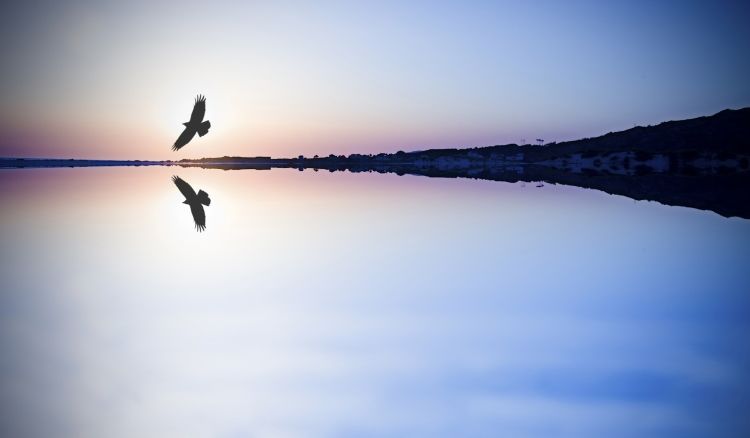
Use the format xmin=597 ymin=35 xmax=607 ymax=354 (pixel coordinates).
xmin=1 ymin=0 xmax=749 ymax=160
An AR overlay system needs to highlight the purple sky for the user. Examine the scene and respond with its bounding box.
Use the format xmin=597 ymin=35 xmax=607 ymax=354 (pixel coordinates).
xmin=1 ymin=0 xmax=749 ymax=159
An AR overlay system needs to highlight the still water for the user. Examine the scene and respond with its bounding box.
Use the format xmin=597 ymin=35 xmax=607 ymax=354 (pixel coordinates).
xmin=1 ymin=166 xmax=749 ymax=437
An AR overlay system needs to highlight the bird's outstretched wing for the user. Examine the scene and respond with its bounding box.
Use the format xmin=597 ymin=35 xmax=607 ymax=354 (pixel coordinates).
xmin=172 ymin=175 xmax=197 ymax=199
xmin=173 ymin=127 xmax=196 ymax=151
xmin=190 ymin=94 xmax=206 ymax=124
xmin=190 ymin=203 xmax=206 ymax=231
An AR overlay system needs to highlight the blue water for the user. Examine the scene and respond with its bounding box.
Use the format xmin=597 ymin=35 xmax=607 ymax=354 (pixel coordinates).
xmin=1 ymin=167 xmax=749 ymax=437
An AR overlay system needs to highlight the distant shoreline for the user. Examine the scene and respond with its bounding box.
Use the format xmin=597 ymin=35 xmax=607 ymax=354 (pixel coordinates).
xmin=2 ymin=106 xmax=749 ymax=171
xmin=0 ymin=158 xmax=169 ymax=168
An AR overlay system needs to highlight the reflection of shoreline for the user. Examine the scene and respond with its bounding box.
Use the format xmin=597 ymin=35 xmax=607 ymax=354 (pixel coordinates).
xmin=3 ymin=157 xmax=749 ymax=220
xmin=238 ymin=161 xmax=750 ymax=220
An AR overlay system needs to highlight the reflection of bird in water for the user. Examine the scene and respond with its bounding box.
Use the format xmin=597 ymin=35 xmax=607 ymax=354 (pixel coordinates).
xmin=173 ymin=94 xmax=211 ymax=151
xmin=172 ymin=176 xmax=211 ymax=232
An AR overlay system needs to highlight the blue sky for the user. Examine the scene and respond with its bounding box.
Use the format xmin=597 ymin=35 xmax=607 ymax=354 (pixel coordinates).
xmin=1 ymin=0 xmax=749 ymax=159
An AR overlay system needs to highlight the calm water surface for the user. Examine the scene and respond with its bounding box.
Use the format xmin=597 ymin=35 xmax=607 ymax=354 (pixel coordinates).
xmin=1 ymin=167 xmax=749 ymax=437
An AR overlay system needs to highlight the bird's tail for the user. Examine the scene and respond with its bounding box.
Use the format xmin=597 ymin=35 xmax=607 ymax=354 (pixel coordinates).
xmin=197 ymin=190 xmax=211 ymax=206
xmin=198 ymin=120 xmax=211 ymax=137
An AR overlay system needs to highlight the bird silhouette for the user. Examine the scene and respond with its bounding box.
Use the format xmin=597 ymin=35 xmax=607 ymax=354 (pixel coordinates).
xmin=173 ymin=94 xmax=211 ymax=151
xmin=172 ymin=175 xmax=211 ymax=231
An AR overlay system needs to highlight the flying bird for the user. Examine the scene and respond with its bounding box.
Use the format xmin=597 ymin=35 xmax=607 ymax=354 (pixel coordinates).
xmin=172 ymin=175 xmax=211 ymax=231
xmin=173 ymin=94 xmax=211 ymax=151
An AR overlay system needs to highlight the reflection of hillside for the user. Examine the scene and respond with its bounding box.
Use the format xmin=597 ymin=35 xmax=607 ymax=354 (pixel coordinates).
xmin=399 ymin=164 xmax=750 ymax=220
xmin=4 ymin=157 xmax=748 ymax=219
xmin=181 ymin=159 xmax=750 ymax=219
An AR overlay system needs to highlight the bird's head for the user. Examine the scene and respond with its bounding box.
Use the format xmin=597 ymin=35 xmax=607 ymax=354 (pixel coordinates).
xmin=182 ymin=200 xmax=189 ymax=204
xmin=182 ymin=122 xmax=190 ymax=127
